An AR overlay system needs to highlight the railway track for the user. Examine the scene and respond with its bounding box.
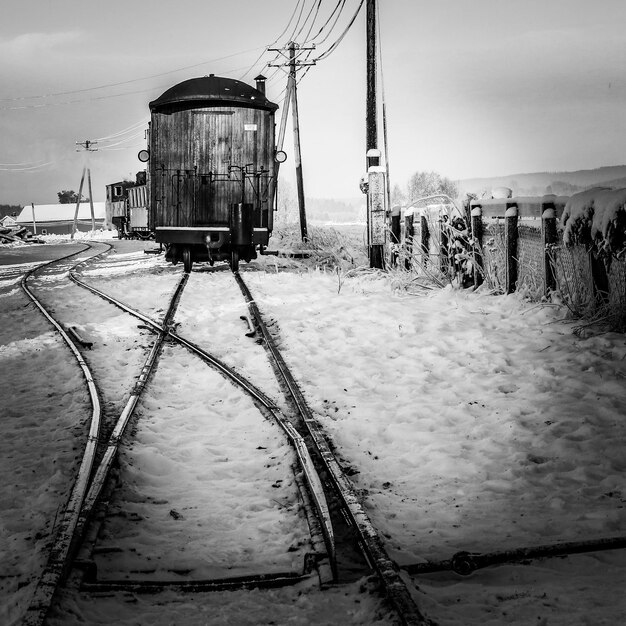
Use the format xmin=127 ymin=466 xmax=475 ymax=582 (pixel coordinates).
xmin=16 ymin=244 xmax=389 ymax=624
xmin=72 ymin=257 xmax=429 ymax=625
xmin=9 ymin=239 xmax=625 ymax=625
xmin=16 ymin=243 xmax=432 ymax=625
xmin=20 ymin=242 xmax=184 ymax=625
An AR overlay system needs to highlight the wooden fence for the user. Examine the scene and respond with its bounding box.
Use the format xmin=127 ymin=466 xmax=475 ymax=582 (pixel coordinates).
xmin=401 ymin=194 xmax=625 ymax=325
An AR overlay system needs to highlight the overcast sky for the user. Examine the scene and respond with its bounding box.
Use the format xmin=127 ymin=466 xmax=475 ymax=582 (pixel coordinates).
xmin=1 ymin=0 xmax=625 ymax=205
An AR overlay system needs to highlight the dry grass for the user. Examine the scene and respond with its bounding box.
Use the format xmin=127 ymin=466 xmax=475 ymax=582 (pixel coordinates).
xmin=270 ymin=223 xmax=368 ymax=271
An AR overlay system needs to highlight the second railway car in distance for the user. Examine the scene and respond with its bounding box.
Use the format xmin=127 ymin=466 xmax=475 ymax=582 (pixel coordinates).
xmin=146 ymin=74 xmax=280 ymax=272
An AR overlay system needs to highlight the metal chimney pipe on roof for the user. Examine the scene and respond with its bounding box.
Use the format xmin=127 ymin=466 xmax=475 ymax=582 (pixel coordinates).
xmin=254 ymin=74 xmax=266 ymax=95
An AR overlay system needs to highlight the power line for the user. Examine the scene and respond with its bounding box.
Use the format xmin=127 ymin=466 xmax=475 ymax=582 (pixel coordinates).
xmin=294 ymin=0 xmax=323 ymax=42
xmin=0 ymin=46 xmax=271 ymax=105
xmin=0 ymin=59 xmax=257 ymax=110
xmin=314 ymin=0 xmax=365 ymax=61
xmin=0 ymin=161 xmax=54 ymax=172
xmin=239 ymin=0 xmax=311 ymax=82
xmin=286 ymin=0 xmax=309 ymax=43
xmin=305 ymin=0 xmax=347 ymax=44
xmin=95 ymin=119 xmax=148 ymax=143
xmin=98 ymin=130 xmax=146 ymax=150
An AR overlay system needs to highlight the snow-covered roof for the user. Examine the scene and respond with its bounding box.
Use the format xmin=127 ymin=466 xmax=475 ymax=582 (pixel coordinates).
xmin=0 ymin=215 xmax=17 ymax=226
xmin=16 ymin=202 xmax=106 ymax=223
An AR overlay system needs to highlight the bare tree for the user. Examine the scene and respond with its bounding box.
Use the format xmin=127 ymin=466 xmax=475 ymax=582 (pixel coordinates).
xmin=391 ymin=183 xmax=407 ymax=207
xmin=406 ymin=171 xmax=458 ymax=202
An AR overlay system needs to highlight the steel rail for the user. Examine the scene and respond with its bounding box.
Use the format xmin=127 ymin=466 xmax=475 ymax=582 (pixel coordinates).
xmin=73 ymin=273 xmax=188 ymax=550
xmin=68 ymin=271 xmax=335 ymax=582
xmin=80 ymin=571 xmax=312 ymax=593
xmin=233 ymin=270 xmax=431 ymax=626
xmin=20 ymin=243 xmax=111 ymax=626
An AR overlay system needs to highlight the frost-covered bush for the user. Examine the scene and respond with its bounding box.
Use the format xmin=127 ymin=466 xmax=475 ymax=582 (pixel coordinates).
xmin=561 ymin=187 xmax=626 ymax=258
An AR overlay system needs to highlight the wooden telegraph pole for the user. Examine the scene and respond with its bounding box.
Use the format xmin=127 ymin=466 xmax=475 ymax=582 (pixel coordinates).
xmin=366 ymin=0 xmax=385 ymax=268
xmin=289 ymin=42 xmax=308 ymax=241
xmin=72 ymin=139 xmax=97 ymax=239
xmin=366 ymin=0 xmax=378 ymax=160
xmin=269 ymin=42 xmax=315 ymax=241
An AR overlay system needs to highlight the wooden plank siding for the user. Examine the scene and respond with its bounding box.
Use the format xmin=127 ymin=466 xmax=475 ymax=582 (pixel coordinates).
xmin=149 ymin=106 xmax=275 ymax=231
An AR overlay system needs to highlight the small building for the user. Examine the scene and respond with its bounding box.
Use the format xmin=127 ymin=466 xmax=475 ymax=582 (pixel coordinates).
xmin=0 ymin=215 xmax=17 ymax=228
xmin=16 ymin=202 xmax=106 ymax=235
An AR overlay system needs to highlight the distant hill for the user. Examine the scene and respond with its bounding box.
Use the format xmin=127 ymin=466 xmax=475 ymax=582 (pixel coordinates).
xmin=458 ymin=165 xmax=626 ymax=198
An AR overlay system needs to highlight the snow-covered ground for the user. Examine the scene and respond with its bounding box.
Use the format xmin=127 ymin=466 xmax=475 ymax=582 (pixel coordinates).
xmin=1 ymin=231 xmax=625 ymax=625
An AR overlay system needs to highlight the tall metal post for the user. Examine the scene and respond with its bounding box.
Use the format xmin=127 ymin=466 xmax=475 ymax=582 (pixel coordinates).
xmin=289 ymin=42 xmax=308 ymax=241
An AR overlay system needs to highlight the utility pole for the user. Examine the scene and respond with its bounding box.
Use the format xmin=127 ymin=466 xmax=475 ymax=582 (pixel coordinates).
xmin=366 ymin=0 xmax=378 ymax=162
xmin=366 ymin=0 xmax=385 ymax=268
xmin=289 ymin=42 xmax=308 ymax=241
xmin=269 ymin=42 xmax=315 ymax=241
xmin=72 ymin=139 xmax=97 ymax=239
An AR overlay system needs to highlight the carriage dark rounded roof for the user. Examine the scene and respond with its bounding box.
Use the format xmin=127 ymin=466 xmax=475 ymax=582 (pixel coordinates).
xmin=149 ymin=75 xmax=278 ymax=112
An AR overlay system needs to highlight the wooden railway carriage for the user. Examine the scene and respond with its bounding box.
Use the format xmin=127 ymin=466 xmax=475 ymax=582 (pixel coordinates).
xmin=147 ymin=74 xmax=279 ymax=272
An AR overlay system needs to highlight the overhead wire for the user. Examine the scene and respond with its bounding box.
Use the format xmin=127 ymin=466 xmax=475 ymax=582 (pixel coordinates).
xmin=0 ymin=158 xmax=50 ymax=167
xmin=266 ymin=0 xmax=358 ymax=120
xmin=307 ymin=0 xmax=348 ymax=46
xmin=0 ymin=59 xmax=263 ymax=111
xmin=244 ymin=0 xmax=358 ymax=106
xmin=294 ymin=0 xmax=323 ymax=43
xmin=98 ymin=130 xmax=146 ymax=150
xmin=0 ymin=47 xmax=270 ymax=105
xmin=238 ymin=0 xmax=307 ymax=82
xmin=0 ymin=161 xmax=54 ymax=172
xmin=95 ymin=119 xmax=148 ymax=143
xmin=314 ymin=0 xmax=365 ymax=61
xmin=286 ymin=0 xmax=309 ymax=43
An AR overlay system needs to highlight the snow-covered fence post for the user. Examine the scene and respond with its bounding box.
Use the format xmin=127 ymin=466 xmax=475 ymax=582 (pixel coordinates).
xmin=505 ymin=204 xmax=519 ymax=294
xmin=439 ymin=207 xmax=450 ymax=274
xmin=541 ymin=200 xmax=558 ymax=294
xmin=420 ymin=209 xmax=429 ymax=267
xmin=390 ymin=205 xmax=401 ymax=267
xmin=471 ymin=205 xmax=484 ymax=288
xmin=404 ymin=212 xmax=414 ymax=270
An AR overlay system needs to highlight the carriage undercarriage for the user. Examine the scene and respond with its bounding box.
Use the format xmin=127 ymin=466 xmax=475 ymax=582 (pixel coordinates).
xmin=156 ymin=210 xmax=269 ymax=272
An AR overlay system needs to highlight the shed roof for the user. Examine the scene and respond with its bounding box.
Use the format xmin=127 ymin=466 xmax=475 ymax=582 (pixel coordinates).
xmin=149 ymin=75 xmax=278 ymax=113
xmin=17 ymin=202 xmax=106 ymax=223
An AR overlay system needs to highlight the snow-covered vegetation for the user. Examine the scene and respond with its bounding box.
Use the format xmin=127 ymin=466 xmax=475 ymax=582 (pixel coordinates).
xmin=562 ymin=187 xmax=626 ymax=257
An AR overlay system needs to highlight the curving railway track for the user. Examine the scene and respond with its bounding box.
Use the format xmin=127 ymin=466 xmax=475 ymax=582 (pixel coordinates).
xmin=16 ymin=242 xmax=430 ymax=626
